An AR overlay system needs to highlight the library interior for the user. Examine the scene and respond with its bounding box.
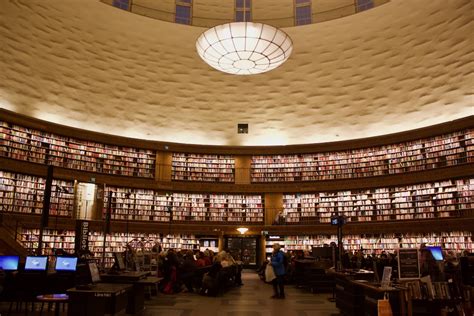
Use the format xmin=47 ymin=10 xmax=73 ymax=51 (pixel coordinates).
xmin=0 ymin=0 xmax=473 ymax=316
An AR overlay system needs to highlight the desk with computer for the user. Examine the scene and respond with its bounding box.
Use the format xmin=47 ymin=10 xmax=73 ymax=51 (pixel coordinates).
xmin=0 ymin=255 xmax=78 ymax=314
xmin=0 ymin=253 xmax=141 ymax=316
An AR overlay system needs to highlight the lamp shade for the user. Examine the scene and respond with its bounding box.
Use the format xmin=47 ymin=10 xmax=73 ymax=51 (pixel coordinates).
xmin=236 ymin=227 xmax=249 ymax=234
xmin=196 ymin=22 xmax=293 ymax=75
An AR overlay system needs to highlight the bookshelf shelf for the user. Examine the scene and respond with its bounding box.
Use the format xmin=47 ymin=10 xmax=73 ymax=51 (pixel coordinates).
xmin=104 ymin=186 xmax=264 ymax=223
xmin=0 ymin=171 xmax=74 ymax=217
xmin=281 ymin=178 xmax=473 ymax=224
xmin=1 ymin=121 xmax=155 ymax=178
xmin=18 ymin=229 xmax=199 ymax=267
xmin=90 ymin=232 xmax=199 ymax=267
xmin=172 ymin=153 xmax=235 ymax=182
xmin=282 ymin=231 xmax=473 ymax=254
xmin=251 ymin=129 xmax=474 ymax=182
xmin=19 ymin=228 xmax=76 ymax=255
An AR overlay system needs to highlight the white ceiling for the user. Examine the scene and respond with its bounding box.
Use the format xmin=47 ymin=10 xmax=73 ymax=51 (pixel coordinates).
xmin=0 ymin=0 xmax=472 ymax=146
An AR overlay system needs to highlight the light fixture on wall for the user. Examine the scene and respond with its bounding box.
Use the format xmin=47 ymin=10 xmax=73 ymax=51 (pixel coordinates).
xmin=196 ymin=22 xmax=293 ymax=75
xmin=236 ymin=227 xmax=249 ymax=234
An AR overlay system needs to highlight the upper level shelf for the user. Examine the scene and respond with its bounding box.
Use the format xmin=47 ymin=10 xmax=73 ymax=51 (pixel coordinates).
xmin=251 ymin=129 xmax=474 ymax=182
xmin=1 ymin=114 xmax=473 ymax=185
xmin=0 ymin=121 xmax=156 ymax=178
xmin=172 ymin=153 xmax=234 ymax=183
xmin=281 ymin=178 xmax=474 ymax=225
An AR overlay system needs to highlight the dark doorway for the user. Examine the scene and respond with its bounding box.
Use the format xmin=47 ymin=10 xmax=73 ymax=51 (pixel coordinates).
xmin=225 ymin=236 xmax=259 ymax=268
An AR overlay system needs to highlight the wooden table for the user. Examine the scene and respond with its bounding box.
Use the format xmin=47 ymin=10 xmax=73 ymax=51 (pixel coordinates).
xmin=136 ymin=276 xmax=163 ymax=298
xmin=36 ymin=294 xmax=69 ymax=316
xmin=67 ymin=283 xmax=132 ymax=316
xmin=330 ymin=271 xmax=405 ymax=316
xmin=100 ymin=271 xmax=150 ymax=283
xmin=100 ymin=271 xmax=151 ymax=313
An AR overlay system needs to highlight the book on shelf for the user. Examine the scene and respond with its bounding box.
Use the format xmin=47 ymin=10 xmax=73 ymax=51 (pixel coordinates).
xmin=1 ymin=121 xmax=155 ymax=178
xmin=171 ymin=153 xmax=235 ymax=182
xmin=250 ymin=129 xmax=473 ymax=182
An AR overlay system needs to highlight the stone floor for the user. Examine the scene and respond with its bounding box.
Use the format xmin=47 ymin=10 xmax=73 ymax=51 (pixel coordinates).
xmin=143 ymin=271 xmax=340 ymax=316
xmin=0 ymin=270 xmax=340 ymax=315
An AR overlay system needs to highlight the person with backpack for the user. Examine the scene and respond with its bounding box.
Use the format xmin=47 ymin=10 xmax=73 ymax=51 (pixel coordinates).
xmin=270 ymin=243 xmax=286 ymax=299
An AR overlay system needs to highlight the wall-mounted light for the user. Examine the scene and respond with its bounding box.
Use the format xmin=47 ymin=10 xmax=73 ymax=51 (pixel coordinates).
xmin=236 ymin=227 xmax=249 ymax=235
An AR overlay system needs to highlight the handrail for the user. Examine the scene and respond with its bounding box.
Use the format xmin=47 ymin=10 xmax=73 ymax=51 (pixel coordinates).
xmin=115 ymin=0 xmax=390 ymax=28
xmin=0 ymin=208 xmax=27 ymax=248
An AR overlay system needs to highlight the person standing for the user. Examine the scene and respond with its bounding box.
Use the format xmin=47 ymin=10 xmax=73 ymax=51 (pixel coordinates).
xmin=270 ymin=243 xmax=286 ymax=299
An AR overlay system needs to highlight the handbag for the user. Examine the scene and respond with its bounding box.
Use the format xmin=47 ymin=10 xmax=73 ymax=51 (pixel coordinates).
xmin=377 ymin=293 xmax=393 ymax=316
xmin=265 ymin=263 xmax=276 ymax=282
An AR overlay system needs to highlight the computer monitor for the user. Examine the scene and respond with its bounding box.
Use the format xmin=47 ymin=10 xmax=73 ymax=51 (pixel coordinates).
xmin=55 ymin=257 xmax=78 ymax=272
xmin=426 ymin=246 xmax=444 ymax=261
xmin=25 ymin=256 xmax=48 ymax=271
xmin=0 ymin=255 xmax=20 ymax=271
xmin=88 ymin=262 xmax=101 ymax=283
xmin=113 ymin=252 xmax=125 ymax=271
xmin=330 ymin=215 xmax=346 ymax=226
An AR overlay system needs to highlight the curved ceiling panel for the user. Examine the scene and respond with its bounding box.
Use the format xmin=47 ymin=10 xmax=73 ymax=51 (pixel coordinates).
xmin=0 ymin=0 xmax=472 ymax=146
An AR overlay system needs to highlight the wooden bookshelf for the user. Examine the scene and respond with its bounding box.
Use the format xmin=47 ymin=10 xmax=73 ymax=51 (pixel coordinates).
xmin=50 ymin=179 xmax=75 ymax=217
xmin=0 ymin=171 xmax=74 ymax=217
xmin=88 ymin=232 xmax=198 ymax=267
xmin=104 ymin=187 xmax=171 ymax=222
xmin=0 ymin=121 xmax=156 ymax=178
xmin=172 ymin=153 xmax=234 ymax=182
xmin=283 ymin=231 xmax=473 ymax=254
xmin=252 ymin=129 xmax=474 ymax=182
xmin=282 ymin=178 xmax=473 ymax=224
xmin=19 ymin=228 xmax=76 ymax=255
xmin=17 ymin=229 xmax=199 ymax=267
xmin=103 ymin=186 xmax=264 ymax=223
xmin=207 ymin=194 xmax=264 ymax=223
xmin=172 ymin=193 xmax=207 ymax=221
xmin=265 ymin=235 xmax=286 ymax=257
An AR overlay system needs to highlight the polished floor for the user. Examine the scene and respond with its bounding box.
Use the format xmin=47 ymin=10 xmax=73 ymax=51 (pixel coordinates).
xmin=0 ymin=271 xmax=340 ymax=315
xmin=143 ymin=271 xmax=339 ymax=316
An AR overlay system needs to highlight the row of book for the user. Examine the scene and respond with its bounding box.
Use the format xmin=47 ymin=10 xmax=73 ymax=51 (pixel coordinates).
xmin=405 ymin=277 xmax=460 ymax=300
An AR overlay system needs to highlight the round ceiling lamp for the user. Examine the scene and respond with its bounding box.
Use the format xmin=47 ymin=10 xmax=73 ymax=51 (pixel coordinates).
xmin=196 ymin=22 xmax=293 ymax=75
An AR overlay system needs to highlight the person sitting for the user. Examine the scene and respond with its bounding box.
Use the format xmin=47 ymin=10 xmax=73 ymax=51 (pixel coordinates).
xmin=200 ymin=262 xmax=222 ymax=296
xmin=123 ymin=244 xmax=136 ymax=270
xmin=195 ymin=252 xmax=207 ymax=267
xmin=217 ymin=251 xmax=235 ymax=268
xmin=179 ymin=250 xmax=197 ymax=293
xmin=152 ymin=242 xmax=162 ymax=253
xmin=203 ymin=250 xmax=213 ymax=266
xmin=161 ymin=250 xmax=180 ymax=294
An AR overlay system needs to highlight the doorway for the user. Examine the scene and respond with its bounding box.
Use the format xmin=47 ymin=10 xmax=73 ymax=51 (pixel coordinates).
xmin=225 ymin=236 xmax=259 ymax=268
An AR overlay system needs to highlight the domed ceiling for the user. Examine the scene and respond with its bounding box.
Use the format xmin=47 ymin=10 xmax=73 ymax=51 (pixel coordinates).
xmin=0 ymin=0 xmax=472 ymax=146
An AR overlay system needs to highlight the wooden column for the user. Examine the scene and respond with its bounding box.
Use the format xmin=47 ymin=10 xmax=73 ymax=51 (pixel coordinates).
xmin=264 ymin=193 xmax=283 ymax=226
xmin=234 ymin=155 xmax=251 ymax=184
xmin=218 ymin=234 xmax=225 ymax=252
xmin=258 ymin=235 xmax=266 ymax=266
xmin=155 ymin=151 xmax=172 ymax=182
